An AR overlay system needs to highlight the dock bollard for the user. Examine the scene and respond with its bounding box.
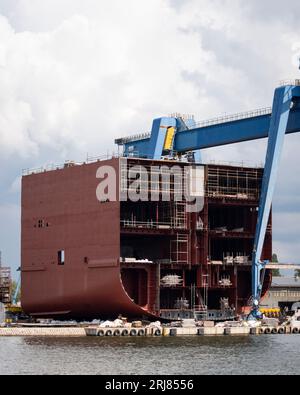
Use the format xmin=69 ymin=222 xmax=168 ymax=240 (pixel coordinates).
xmin=250 ymin=327 xmax=258 ymax=335
xmin=145 ymin=327 xmax=153 ymax=336
xmin=162 ymin=328 xmax=170 ymax=336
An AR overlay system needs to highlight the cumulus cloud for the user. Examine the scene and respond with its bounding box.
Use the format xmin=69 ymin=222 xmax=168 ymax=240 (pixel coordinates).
xmin=0 ymin=0 xmax=300 ymax=270
xmin=0 ymin=0 xmax=299 ymax=161
xmin=1 ymin=0 xmax=298 ymax=162
xmin=0 ymin=6 xmax=212 ymax=159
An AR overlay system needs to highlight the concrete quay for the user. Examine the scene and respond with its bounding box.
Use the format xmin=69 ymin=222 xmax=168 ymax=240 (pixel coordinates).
xmin=0 ymin=327 xmax=86 ymax=337
xmin=0 ymin=324 xmax=298 ymax=338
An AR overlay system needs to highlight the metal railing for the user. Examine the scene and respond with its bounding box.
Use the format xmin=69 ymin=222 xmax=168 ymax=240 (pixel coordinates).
xmin=121 ymin=219 xmax=186 ymax=230
xmin=115 ymin=133 xmax=151 ymax=146
xmin=206 ymin=159 xmax=264 ymax=169
xmin=116 ymin=107 xmax=273 ymax=147
xmin=23 ymin=155 xmax=265 ymax=178
xmin=280 ymin=79 xmax=300 ymax=87
xmin=86 ymin=153 xmax=120 ymax=163
xmin=22 ymin=153 xmax=121 ymax=176
xmin=207 ymin=186 xmax=260 ymax=200
xmin=193 ymin=107 xmax=272 ymax=129
xmin=22 ymin=163 xmax=72 ymax=176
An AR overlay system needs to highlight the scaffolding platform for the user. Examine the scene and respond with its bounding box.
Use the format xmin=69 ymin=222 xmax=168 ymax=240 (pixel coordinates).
xmin=0 ymin=267 xmax=11 ymax=305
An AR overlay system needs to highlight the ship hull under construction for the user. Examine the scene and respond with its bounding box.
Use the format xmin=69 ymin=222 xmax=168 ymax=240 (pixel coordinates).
xmin=21 ymin=157 xmax=272 ymax=320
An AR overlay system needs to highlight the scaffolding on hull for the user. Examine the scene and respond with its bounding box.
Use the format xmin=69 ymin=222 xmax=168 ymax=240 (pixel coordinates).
xmin=207 ymin=166 xmax=262 ymax=200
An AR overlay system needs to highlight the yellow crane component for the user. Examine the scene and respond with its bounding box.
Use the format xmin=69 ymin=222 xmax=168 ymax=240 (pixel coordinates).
xmin=5 ymin=305 xmax=22 ymax=314
xmin=163 ymin=127 xmax=175 ymax=151
xmin=260 ymin=308 xmax=281 ymax=318
xmin=260 ymin=308 xmax=280 ymax=313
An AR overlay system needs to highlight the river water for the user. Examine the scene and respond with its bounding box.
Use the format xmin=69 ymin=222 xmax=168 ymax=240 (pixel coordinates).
xmin=0 ymin=335 xmax=299 ymax=375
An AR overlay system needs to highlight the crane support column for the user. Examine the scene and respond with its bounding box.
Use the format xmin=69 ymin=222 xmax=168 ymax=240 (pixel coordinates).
xmin=251 ymin=85 xmax=300 ymax=316
xmin=147 ymin=118 xmax=177 ymax=160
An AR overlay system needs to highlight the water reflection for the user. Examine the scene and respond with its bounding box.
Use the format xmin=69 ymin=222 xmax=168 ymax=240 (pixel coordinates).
xmin=0 ymin=336 xmax=299 ymax=375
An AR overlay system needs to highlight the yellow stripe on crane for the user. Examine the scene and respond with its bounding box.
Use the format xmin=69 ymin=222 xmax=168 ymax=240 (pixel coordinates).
xmin=164 ymin=127 xmax=175 ymax=151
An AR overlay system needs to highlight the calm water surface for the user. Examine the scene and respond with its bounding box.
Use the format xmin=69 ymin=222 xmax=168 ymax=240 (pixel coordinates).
xmin=0 ymin=336 xmax=299 ymax=375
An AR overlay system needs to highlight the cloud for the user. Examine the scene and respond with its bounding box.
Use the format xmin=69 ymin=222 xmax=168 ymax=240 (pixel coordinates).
xmin=0 ymin=7 xmax=206 ymax=159
xmin=0 ymin=0 xmax=300 ymax=270
xmin=0 ymin=0 xmax=299 ymax=163
xmin=0 ymin=1 xmax=263 ymax=162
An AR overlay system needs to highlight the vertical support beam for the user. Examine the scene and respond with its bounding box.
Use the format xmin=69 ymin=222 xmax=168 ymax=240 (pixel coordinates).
xmin=252 ymin=86 xmax=295 ymax=310
xmin=234 ymin=266 xmax=238 ymax=312
xmin=193 ymin=151 xmax=202 ymax=163
xmin=156 ymin=264 xmax=161 ymax=313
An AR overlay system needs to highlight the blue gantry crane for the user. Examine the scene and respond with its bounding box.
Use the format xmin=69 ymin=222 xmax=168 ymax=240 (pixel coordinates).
xmin=116 ymin=80 xmax=300 ymax=318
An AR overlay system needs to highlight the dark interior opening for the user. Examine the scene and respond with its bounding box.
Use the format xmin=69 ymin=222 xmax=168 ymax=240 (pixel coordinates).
xmin=185 ymin=269 xmax=198 ymax=287
xmin=121 ymin=235 xmax=171 ymax=262
xmin=121 ymin=268 xmax=148 ymax=307
xmin=58 ymin=250 xmax=65 ymax=266
xmin=210 ymin=238 xmax=252 ymax=261
xmin=207 ymin=290 xmax=232 ymax=310
xmin=160 ymin=289 xmax=184 ymax=310
xmin=237 ymin=270 xmax=252 ymax=300
xmin=209 ymin=206 xmax=255 ymax=232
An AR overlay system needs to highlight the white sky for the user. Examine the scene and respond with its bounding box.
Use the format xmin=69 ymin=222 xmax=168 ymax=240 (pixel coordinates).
xmin=0 ymin=0 xmax=300 ymax=274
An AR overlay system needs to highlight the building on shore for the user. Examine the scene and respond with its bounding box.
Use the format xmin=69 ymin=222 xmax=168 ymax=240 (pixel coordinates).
xmin=262 ymin=277 xmax=300 ymax=310
xmin=0 ymin=265 xmax=11 ymax=305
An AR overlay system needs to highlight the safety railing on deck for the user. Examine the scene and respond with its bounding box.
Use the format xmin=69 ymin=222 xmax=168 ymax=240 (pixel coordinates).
xmin=121 ymin=219 xmax=186 ymax=230
xmin=22 ymin=153 xmax=121 ymax=176
xmin=206 ymin=159 xmax=264 ymax=169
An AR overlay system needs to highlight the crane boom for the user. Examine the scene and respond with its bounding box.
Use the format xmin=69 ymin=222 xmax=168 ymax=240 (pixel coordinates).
xmin=116 ymin=103 xmax=300 ymax=158
xmin=175 ymin=109 xmax=300 ymax=151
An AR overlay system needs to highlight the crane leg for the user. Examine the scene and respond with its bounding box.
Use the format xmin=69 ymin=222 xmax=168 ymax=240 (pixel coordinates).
xmin=148 ymin=118 xmax=177 ymax=160
xmin=251 ymin=85 xmax=297 ymax=318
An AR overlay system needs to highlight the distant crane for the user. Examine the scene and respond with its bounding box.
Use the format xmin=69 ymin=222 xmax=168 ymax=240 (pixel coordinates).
xmin=4 ymin=269 xmax=22 ymax=323
xmin=0 ymin=251 xmax=12 ymax=305
xmin=12 ymin=270 xmax=21 ymax=306
xmin=0 ymin=250 xmax=22 ymax=322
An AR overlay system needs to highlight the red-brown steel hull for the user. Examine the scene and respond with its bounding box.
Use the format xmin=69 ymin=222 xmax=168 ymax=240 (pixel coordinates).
xmin=21 ymin=158 xmax=272 ymax=320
